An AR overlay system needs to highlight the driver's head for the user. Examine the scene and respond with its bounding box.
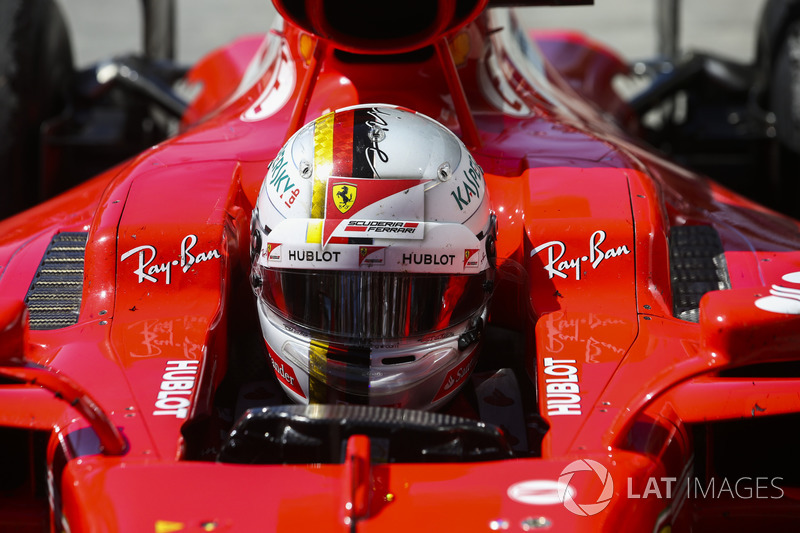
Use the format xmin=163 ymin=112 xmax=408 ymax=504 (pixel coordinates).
xmin=250 ymin=104 xmax=495 ymax=410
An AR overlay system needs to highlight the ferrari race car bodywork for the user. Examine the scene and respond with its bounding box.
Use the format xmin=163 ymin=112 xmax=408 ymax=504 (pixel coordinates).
xmin=2 ymin=0 xmax=800 ymax=531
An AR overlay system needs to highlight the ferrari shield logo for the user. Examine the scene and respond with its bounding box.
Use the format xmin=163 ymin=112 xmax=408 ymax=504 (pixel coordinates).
xmin=332 ymin=183 xmax=357 ymax=214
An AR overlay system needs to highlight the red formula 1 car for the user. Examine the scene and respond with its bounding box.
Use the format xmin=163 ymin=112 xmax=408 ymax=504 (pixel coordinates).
xmin=3 ymin=0 xmax=800 ymax=531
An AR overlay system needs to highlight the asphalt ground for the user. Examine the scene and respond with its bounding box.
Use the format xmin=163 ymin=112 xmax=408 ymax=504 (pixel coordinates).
xmin=62 ymin=0 xmax=767 ymax=68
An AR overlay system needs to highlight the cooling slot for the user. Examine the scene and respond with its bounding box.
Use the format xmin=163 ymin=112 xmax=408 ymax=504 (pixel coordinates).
xmin=24 ymin=232 xmax=88 ymax=330
xmin=669 ymin=225 xmax=731 ymax=322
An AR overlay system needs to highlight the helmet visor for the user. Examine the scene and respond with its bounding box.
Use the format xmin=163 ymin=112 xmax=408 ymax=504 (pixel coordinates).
xmin=257 ymin=268 xmax=491 ymax=342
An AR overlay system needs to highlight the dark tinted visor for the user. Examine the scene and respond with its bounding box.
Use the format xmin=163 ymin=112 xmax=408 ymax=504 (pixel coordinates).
xmin=257 ymin=268 xmax=491 ymax=341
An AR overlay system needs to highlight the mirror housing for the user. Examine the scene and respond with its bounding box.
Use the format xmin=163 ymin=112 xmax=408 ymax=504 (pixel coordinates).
xmin=0 ymin=299 xmax=27 ymax=367
xmin=0 ymin=299 xmax=127 ymax=455
xmin=699 ymin=286 xmax=800 ymax=368
xmin=661 ymin=286 xmax=800 ymax=424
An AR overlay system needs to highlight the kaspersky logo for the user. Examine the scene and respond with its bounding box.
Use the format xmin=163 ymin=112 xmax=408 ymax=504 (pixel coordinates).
xmin=558 ymin=459 xmax=614 ymax=516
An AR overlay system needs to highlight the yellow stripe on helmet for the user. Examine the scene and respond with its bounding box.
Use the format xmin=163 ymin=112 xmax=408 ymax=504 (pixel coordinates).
xmin=312 ymin=112 xmax=335 ymax=219
xmin=306 ymin=220 xmax=323 ymax=243
xmin=308 ymin=340 xmax=329 ymax=403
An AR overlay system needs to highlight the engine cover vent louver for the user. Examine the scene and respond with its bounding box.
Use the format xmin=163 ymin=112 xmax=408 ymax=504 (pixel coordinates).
xmin=669 ymin=225 xmax=731 ymax=322
xmin=25 ymin=232 xmax=88 ymax=330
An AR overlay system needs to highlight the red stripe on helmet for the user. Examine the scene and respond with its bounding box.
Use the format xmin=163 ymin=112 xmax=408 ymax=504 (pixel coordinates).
xmin=333 ymin=110 xmax=354 ymax=177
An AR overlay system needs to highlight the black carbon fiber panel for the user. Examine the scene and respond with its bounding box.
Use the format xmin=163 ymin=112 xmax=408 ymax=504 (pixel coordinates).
xmin=25 ymin=232 xmax=87 ymax=330
xmin=218 ymin=404 xmax=515 ymax=464
xmin=669 ymin=225 xmax=731 ymax=322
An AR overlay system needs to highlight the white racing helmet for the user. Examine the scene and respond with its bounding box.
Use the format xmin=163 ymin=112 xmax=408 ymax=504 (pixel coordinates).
xmin=250 ymin=104 xmax=495 ymax=411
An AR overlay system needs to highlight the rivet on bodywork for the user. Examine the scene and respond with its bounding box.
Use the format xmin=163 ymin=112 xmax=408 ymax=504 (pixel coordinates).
xmin=489 ymin=519 xmax=509 ymax=530
xmin=521 ymin=516 xmax=552 ymax=530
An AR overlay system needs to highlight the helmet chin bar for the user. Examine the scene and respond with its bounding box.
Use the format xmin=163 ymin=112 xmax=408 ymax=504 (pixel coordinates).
xmin=257 ymin=300 xmax=488 ymax=410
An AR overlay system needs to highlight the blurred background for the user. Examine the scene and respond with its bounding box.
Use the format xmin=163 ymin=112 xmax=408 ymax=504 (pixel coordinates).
xmin=2 ymin=0 xmax=788 ymax=220
xmin=62 ymin=0 xmax=768 ymax=68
